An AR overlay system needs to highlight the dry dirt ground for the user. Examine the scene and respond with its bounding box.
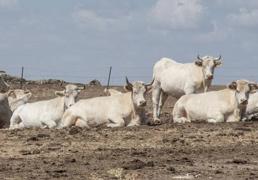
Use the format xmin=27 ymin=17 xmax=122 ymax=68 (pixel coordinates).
xmin=1 ymin=84 xmax=258 ymax=180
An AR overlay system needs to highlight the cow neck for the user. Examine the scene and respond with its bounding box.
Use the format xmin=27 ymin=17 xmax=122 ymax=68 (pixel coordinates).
xmin=128 ymin=91 xmax=139 ymax=118
xmin=194 ymin=65 xmax=206 ymax=91
xmin=200 ymin=67 xmax=210 ymax=92
xmin=232 ymin=90 xmax=246 ymax=109
xmin=232 ymin=90 xmax=247 ymax=119
xmin=57 ymin=96 xmax=67 ymax=111
xmin=129 ymin=91 xmax=145 ymax=118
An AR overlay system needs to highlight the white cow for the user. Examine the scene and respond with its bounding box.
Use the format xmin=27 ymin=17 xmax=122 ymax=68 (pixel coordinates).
xmin=0 ymin=89 xmax=32 ymax=128
xmin=9 ymin=84 xmax=83 ymax=129
xmin=104 ymin=88 xmax=122 ymax=96
xmin=59 ymin=78 xmax=153 ymax=128
xmin=152 ymin=55 xmax=222 ymax=123
xmin=242 ymin=88 xmax=258 ymax=121
xmin=173 ymin=80 xmax=258 ymax=123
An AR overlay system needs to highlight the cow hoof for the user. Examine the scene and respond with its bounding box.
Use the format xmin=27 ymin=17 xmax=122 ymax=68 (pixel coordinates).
xmin=149 ymin=118 xmax=162 ymax=126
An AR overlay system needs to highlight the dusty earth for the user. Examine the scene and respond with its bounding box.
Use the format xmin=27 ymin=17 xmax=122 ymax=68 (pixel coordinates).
xmin=1 ymin=83 xmax=258 ymax=180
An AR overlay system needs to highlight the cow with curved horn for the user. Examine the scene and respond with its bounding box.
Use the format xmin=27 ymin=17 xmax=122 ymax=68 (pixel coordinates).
xmin=59 ymin=77 xmax=153 ymax=128
xmin=173 ymin=80 xmax=258 ymax=123
xmin=152 ymin=55 xmax=222 ymax=124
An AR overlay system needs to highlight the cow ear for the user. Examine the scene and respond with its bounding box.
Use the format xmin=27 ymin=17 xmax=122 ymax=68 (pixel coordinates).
xmin=195 ymin=60 xmax=203 ymax=66
xmin=249 ymin=83 xmax=258 ymax=94
xmin=124 ymin=85 xmax=133 ymax=91
xmin=7 ymin=90 xmax=16 ymax=98
xmin=146 ymin=85 xmax=152 ymax=93
xmin=215 ymin=60 xmax=222 ymax=67
xmin=55 ymin=91 xmax=65 ymax=97
xmin=25 ymin=92 xmax=32 ymax=99
xmin=228 ymin=81 xmax=237 ymax=90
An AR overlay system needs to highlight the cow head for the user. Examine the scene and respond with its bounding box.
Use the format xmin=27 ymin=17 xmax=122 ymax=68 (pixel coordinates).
xmin=195 ymin=55 xmax=222 ymax=81
xmin=124 ymin=77 xmax=153 ymax=108
xmin=0 ymin=72 xmax=10 ymax=93
xmin=55 ymin=84 xmax=84 ymax=108
xmin=7 ymin=89 xmax=32 ymax=111
xmin=228 ymin=80 xmax=258 ymax=105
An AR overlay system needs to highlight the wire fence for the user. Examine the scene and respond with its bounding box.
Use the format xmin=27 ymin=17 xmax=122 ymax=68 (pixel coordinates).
xmin=2 ymin=65 xmax=258 ymax=86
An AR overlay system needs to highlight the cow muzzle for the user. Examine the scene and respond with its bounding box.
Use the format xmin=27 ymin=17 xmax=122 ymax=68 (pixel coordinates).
xmin=138 ymin=101 xmax=147 ymax=107
xmin=240 ymin=99 xmax=248 ymax=105
xmin=206 ymin=75 xmax=214 ymax=80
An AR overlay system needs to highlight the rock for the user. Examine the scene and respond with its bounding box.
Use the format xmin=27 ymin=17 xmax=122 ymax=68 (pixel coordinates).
xmin=89 ymin=80 xmax=102 ymax=86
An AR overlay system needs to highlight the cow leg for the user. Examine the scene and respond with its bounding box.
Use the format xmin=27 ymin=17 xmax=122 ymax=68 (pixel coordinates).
xmin=226 ymin=110 xmax=241 ymax=122
xmin=152 ymin=86 xmax=162 ymax=124
xmin=60 ymin=114 xmax=77 ymax=128
xmin=172 ymin=101 xmax=189 ymax=123
xmin=184 ymin=86 xmax=195 ymax=95
xmin=42 ymin=120 xmax=57 ymax=128
xmin=17 ymin=122 xmax=25 ymax=129
xmin=107 ymin=118 xmax=125 ymax=128
xmin=207 ymin=114 xmax=224 ymax=123
xmin=157 ymin=91 xmax=168 ymax=117
xmin=127 ymin=116 xmax=141 ymax=127
xmin=9 ymin=113 xmax=22 ymax=129
xmin=75 ymin=118 xmax=89 ymax=128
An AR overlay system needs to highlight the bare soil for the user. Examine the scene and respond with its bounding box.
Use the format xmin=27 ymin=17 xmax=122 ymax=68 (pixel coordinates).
xmin=1 ymin=84 xmax=258 ymax=180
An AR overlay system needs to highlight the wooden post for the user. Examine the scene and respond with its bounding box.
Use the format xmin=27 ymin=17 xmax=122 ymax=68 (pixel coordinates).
xmin=106 ymin=66 xmax=112 ymax=90
xmin=20 ymin=66 xmax=24 ymax=89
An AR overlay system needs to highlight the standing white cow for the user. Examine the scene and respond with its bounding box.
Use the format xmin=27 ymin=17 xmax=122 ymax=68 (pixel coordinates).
xmin=59 ymin=78 xmax=153 ymax=128
xmin=173 ymin=80 xmax=258 ymax=123
xmin=152 ymin=55 xmax=222 ymax=123
xmin=9 ymin=84 xmax=83 ymax=129
xmin=0 ymin=89 xmax=32 ymax=128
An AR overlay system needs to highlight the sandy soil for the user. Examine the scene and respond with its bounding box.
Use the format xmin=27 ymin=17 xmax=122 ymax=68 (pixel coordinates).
xmin=0 ymin=84 xmax=258 ymax=180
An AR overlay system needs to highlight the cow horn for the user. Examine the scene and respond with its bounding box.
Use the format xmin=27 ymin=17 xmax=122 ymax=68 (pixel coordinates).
xmin=145 ymin=79 xmax=155 ymax=87
xmin=197 ymin=55 xmax=203 ymax=61
xmin=24 ymin=89 xmax=31 ymax=94
xmin=125 ymin=76 xmax=133 ymax=88
xmin=78 ymin=86 xmax=85 ymax=90
xmin=215 ymin=55 xmax=222 ymax=61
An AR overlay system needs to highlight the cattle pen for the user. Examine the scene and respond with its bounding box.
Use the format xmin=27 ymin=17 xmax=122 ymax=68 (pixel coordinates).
xmin=0 ymin=77 xmax=258 ymax=179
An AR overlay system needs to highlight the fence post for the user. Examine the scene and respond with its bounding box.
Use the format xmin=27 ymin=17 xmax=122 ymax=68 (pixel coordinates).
xmin=20 ymin=66 xmax=24 ymax=89
xmin=106 ymin=66 xmax=112 ymax=90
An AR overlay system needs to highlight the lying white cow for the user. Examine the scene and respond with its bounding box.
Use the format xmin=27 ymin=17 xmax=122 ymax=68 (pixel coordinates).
xmin=0 ymin=89 xmax=32 ymax=128
xmin=9 ymin=84 xmax=83 ymax=129
xmin=152 ymin=55 xmax=222 ymax=123
xmin=242 ymin=88 xmax=258 ymax=121
xmin=59 ymin=78 xmax=153 ymax=128
xmin=173 ymin=80 xmax=258 ymax=123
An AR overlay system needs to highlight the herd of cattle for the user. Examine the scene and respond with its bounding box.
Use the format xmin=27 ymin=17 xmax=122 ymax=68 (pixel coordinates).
xmin=1 ymin=55 xmax=258 ymax=130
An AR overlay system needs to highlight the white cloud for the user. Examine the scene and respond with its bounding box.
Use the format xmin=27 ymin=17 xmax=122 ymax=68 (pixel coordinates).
xmin=72 ymin=8 xmax=135 ymax=32
xmin=227 ymin=8 xmax=258 ymax=28
xmin=73 ymin=9 xmax=116 ymax=30
xmin=0 ymin=0 xmax=17 ymax=8
xmin=215 ymin=0 xmax=258 ymax=9
xmin=194 ymin=21 xmax=228 ymax=43
xmin=150 ymin=0 xmax=203 ymax=29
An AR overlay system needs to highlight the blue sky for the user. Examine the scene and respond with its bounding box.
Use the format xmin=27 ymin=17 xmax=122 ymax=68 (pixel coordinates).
xmin=0 ymin=0 xmax=258 ymax=85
